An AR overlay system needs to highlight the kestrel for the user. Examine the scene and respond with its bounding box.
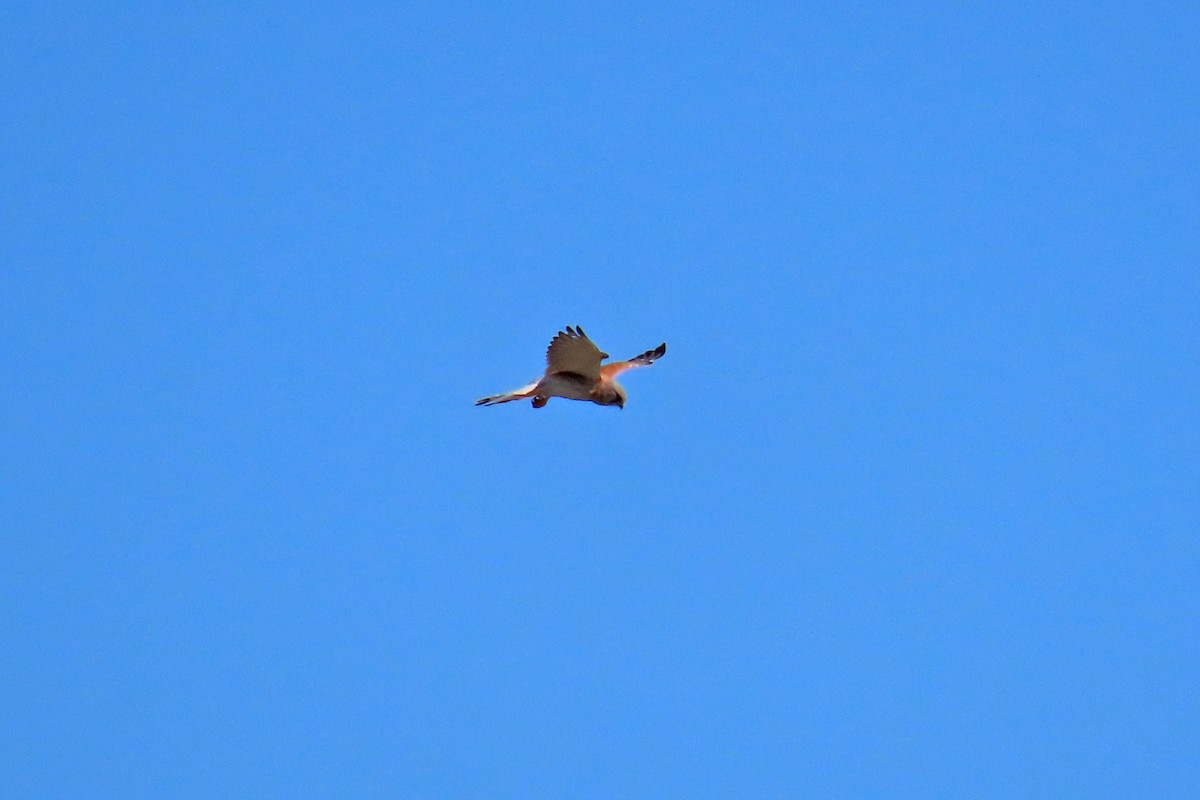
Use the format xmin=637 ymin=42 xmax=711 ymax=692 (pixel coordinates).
xmin=476 ymin=326 xmax=667 ymax=409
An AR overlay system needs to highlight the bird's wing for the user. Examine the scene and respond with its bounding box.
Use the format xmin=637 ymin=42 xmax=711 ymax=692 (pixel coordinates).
xmin=600 ymin=342 xmax=667 ymax=378
xmin=546 ymin=326 xmax=607 ymax=380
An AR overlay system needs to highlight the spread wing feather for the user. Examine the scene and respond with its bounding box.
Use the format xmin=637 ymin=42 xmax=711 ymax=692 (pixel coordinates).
xmin=600 ymin=342 xmax=667 ymax=379
xmin=545 ymin=325 xmax=607 ymax=380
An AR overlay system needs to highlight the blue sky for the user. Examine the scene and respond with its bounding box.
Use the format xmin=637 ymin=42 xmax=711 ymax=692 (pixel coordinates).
xmin=2 ymin=2 xmax=1197 ymax=797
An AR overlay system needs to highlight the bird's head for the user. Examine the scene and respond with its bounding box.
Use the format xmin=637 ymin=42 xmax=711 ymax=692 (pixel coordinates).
xmin=596 ymin=383 xmax=627 ymax=409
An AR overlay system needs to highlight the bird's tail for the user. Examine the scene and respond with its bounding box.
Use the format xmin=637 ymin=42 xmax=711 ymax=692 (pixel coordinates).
xmin=475 ymin=381 xmax=538 ymax=406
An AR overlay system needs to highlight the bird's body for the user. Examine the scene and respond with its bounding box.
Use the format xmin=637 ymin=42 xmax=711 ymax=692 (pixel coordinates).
xmin=476 ymin=326 xmax=666 ymax=409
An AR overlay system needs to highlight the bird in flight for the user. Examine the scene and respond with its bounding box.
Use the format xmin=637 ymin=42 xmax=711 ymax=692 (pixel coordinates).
xmin=476 ymin=326 xmax=667 ymax=409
